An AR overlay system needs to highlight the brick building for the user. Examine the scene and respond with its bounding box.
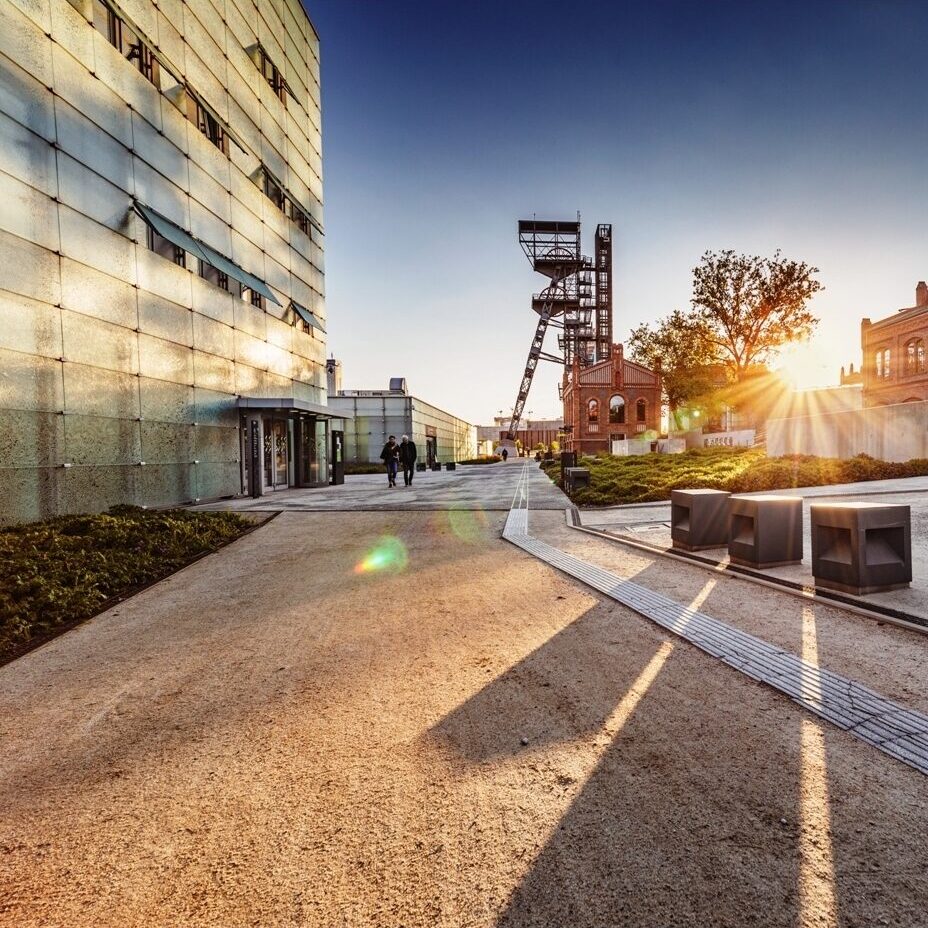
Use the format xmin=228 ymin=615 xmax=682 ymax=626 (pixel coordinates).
xmin=561 ymin=343 xmax=662 ymax=453
xmin=861 ymin=281 xmax=928 ymax=406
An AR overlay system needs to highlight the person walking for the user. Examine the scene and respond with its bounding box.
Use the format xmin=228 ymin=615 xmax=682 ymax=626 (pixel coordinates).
xmin=398 ymin=434 xmax=417 ymax=486
xmin=380 ymin=435 xmax=399 ymax=487
xmin=500 ymin=447 xmax=509 ymax=462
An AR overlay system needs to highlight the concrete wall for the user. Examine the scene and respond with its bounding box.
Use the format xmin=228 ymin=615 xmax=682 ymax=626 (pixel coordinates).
xmin=0 ymin=0 xmax=325 ymax=523
xmin=768 ymin=401 xmax=928 ymax=462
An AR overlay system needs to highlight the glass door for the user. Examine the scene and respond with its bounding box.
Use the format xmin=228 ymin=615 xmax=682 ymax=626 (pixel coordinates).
xmin=263 ymin=417 xmax=290 ymax=489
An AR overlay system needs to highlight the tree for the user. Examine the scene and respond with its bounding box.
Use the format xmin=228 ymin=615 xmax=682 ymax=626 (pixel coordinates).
xmin=627 ymin=309 xmax=722 ymax=427
xmin=691 ymin=249 xmax=822 ymax=380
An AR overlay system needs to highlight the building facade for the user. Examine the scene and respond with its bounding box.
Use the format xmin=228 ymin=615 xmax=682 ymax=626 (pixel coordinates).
xmin=329 ymin=380 xmax=477 ymax=466
xmin=860 ymin=281 xmax=928 ymax=406
xmin=0 ymin=0 xmax=329 ymax=523
xmin=561 ymin=344 xmax=662 ymax=454
xmin=476 ymin=416 xmax=564 ymax=455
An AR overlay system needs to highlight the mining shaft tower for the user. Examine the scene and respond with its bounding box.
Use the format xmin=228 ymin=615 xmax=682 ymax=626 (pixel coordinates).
xmin=507 ymin=218 xmax=613 ymax=440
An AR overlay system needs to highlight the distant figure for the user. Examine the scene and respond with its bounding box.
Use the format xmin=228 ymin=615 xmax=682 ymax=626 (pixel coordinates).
xmin=399 ymin=434 xmax=417 ymax=486
xmin=501 ymin=448 xmax=509 ymax=462
xmin=380 ymin=435 xmax=399 ymax=487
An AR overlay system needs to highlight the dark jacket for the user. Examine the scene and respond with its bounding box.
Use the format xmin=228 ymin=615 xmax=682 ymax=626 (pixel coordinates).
xmin=380 ymin=441 xmax=399 ymax=463
xmin=398 ymin=440 xmax=417 ymax=466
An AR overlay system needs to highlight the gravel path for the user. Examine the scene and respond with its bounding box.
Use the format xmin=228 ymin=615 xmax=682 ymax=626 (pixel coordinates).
xmin=1 ymin=468 xmax=927 ymax=926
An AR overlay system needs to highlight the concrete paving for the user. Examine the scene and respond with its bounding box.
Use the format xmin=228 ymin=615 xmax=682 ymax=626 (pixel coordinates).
xmin=3 ymin=461 xmax=928 ymax=926
xmin=579 ymin=481 xmax=928 ymax=621
xmin=193 ymin=460 xmax=568 ymax=513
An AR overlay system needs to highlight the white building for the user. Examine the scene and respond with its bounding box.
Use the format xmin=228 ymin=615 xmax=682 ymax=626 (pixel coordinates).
xmin=328 ymin=376 xmax=477 ymax=466
xmin=0 ymin=0 xmax=330 ymax=522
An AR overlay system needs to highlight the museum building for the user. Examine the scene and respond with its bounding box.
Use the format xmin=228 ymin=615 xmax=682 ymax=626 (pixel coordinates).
xmin=561 ymin=343 xmax=663 ymax=454
xmin=861 ymin=281 xmax=928 ymax=406
xmin=0 ymin=0 xmax=332 ymax=523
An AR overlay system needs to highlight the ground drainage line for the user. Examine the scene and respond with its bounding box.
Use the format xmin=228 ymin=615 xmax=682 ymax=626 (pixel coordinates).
xmin=566 ymin=517 xmax=928 ymax=637
xmin=503 ymin=465 xmax=928 ymax=775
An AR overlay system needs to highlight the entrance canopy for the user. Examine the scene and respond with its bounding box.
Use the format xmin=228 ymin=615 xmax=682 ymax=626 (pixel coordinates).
xmin=237 ymin=397 xmax=352 ymax=419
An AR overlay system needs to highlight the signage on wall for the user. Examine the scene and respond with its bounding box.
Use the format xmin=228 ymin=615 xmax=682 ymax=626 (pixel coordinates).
xmin=249 ymin=418 xmax=261 ymax=497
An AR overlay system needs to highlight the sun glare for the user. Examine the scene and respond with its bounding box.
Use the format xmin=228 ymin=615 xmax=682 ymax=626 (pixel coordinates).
xmin=774 ymin=341 xmax=835 ymax=391
xmin=354 ymin=536 xmax=409 ymax=575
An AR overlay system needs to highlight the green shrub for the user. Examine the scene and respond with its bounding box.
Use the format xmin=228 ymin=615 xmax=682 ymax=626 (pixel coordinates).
xmin=0 ymin=507 xmax=250 ymax=662
xmin=547 ymin=447 xmax=928 ymax=507
xmin=459 ymin=455 xmax=502 ymax=465
xmin=344 ymin=462 xmax=386 ymax=475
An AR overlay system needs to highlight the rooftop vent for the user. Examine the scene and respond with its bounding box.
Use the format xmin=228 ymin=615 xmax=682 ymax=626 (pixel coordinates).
xmin=389 ymin=377 xmax=407 ymax=394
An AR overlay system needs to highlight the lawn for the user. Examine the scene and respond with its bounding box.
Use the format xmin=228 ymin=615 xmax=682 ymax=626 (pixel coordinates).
xmin=0 ymin=506 xmax=251 ymax=664
xmin=542 ymin=447 xmax=928 ymax=507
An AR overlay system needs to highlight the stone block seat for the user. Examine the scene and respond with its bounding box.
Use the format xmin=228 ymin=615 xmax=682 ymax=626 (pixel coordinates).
xmin=728 ymin=495 xmax=803 ymax=569
xmin=811 ymin=502 xmax=912 ymax=595
xmin=671 ymin=489 xmax=731 ymax=551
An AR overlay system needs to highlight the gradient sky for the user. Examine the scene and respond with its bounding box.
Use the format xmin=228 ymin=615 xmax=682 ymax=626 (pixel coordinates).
xmin=305 ymin=0 xmax=928 ymax=424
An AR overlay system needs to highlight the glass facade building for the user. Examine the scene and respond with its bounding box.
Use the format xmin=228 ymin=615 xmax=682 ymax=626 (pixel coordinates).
xmin=0 ymin=0 xmax=328 ymax=523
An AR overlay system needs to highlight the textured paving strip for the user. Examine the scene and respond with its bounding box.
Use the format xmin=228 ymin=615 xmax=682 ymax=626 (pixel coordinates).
xmin=504 ymin=464 xmax=928 ymax=776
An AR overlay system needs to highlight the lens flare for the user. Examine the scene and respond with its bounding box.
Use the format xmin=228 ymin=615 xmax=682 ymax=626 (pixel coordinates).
xmin=447 ymin=504 xmax=489 ymax=543
xmin=354 ymin=535 xmax=408 ymax=575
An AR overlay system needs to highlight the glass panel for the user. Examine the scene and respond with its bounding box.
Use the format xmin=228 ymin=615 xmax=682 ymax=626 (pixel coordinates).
xmin=263 ymin=416 xmax=273 ymax=486
xmin=274 ymin=419 xmax=288 ymax=485
xmin=315 ymin=419 xmax=328 ymax=483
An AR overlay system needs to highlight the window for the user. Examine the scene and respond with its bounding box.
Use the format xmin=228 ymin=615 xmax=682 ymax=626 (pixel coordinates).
xmin=257 ymin=46 xmax=288 ymax=104
xmin=186 ymin=94 xmax=228 ymax=154
xmin=243 ymin=287 xmax=265 ymax=310
xmin=636 ymin=398 xmax=647 ymax=423
xmin=587 ymin=398 xmax=599 ymax=423
xmin=292 ymin=204 xmax=310 ymax=235
xmin=199 ymin=259 xmax=240 ymax=296
xmin=263 ymin=172 xmax=285 ymax=211
xmin=875 ymin=347 xmax=892 ymax=379
xmin=905 ymin=339 xmax=926 ymax=375
xmin=91 ymin=0 xmax=160 ymax=88
xmin=608 ymin=394 xmax=625 ymax=424
xmin=147 ymin=224 xmax=185 ymax=267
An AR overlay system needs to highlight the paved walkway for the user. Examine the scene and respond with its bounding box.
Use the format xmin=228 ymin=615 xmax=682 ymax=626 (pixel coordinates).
xmin=505 ymin=464 xmax=928 ymax=775
xmin=2 ymin=462 xmax=928 ymax=926
xmin=194 ymin=461 xmax=568 ymax=513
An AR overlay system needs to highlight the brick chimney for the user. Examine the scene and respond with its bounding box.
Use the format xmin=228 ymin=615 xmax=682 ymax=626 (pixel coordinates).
xmin=917 ymin=281 xmax=928 ymax=308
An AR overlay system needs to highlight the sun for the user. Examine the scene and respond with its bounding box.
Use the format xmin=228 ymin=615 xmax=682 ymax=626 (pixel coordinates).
xmin=773 ymin=341 xmax=835 ymax=391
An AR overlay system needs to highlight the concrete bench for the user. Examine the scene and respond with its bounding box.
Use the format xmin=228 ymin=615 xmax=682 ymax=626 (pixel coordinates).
xmin=564 ymin=467 xmax=590 ymax=492
xmin=728 ymin=495 xmax=803 ymax=568
xmin=431 ymin=462 xmax=441 ymax=471
xmin=811 ymin=502 xmax=911 ymax=595
xmin=671 ymin=489 xmax=731 ymax=551
xmin=445 ymin=462 xmax=456 ymax=471
xmin=416 ymin=462 xmax=427 ymax=472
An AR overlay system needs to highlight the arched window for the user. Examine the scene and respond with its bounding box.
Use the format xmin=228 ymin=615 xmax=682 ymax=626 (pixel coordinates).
xmin=906 ymin=339 xmax=926 ymax=375
xmin=608 ymin=394 xmax=625 ymax=424
xmin=875 ymin=348 xmax=892 ymax=379
xmin=587 ymin=398 xmax=599 ymax=423
xmin=636 ymin=398 xmax=647 ymax=423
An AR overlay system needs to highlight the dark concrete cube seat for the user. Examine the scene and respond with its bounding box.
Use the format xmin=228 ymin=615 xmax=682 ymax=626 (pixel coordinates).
xmin=728 ymin=495 xmax=803 ymax=568
xmin=671 ymin=489 xmax=731 ymax=551
xmin=445 ymin=462 xmax=456 ymax=471
xmin=416 ymin=462 xmax=427 ymax=472
xmin=811 ymin=502 xmax=911 ymax=595
xmin=431 ymin=463 xmax=442 ymax=471
xmin=565 ymin=467 xmax=590 ymax=491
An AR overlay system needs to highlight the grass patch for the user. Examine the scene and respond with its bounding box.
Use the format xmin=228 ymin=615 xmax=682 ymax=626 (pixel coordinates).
xmin=459 ymin=455 xmax=502 ymax=465
xmin=0 ymin=506 xmax=251 ymax=664
xmin=543 ymin=448 xmax=928 ymax=507
xmin=345 ymin=462 xmax=387 ymax=475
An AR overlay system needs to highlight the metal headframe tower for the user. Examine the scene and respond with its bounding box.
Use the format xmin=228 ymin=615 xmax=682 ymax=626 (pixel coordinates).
xmin=506 ymin=216 xmax=613 ymax=440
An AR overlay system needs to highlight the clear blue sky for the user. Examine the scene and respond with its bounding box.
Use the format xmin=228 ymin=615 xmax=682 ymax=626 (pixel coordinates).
xmin=305 ymin=0 xmax=928 ymax=424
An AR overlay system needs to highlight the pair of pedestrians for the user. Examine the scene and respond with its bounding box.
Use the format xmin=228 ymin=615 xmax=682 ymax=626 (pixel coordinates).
xmin=379 ymin=435 xmax=417 ymax=487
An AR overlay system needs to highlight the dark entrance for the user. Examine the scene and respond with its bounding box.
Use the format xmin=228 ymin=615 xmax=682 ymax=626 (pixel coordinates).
xmin=331 ymin=430 xmax=345 ymax=485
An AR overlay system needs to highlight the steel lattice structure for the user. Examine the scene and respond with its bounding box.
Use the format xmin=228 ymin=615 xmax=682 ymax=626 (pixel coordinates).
xmin=506 ymin=217 xmax=613 ymax=440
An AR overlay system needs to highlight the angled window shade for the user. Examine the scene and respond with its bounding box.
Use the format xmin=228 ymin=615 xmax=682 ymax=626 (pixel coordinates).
xmin=133 ymin=202 xmax=281 ymax=305
xmin=133 ymin=203 xmax=210 ymax=263
xmin=291 ymin=301 xmax=325 ymax=332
